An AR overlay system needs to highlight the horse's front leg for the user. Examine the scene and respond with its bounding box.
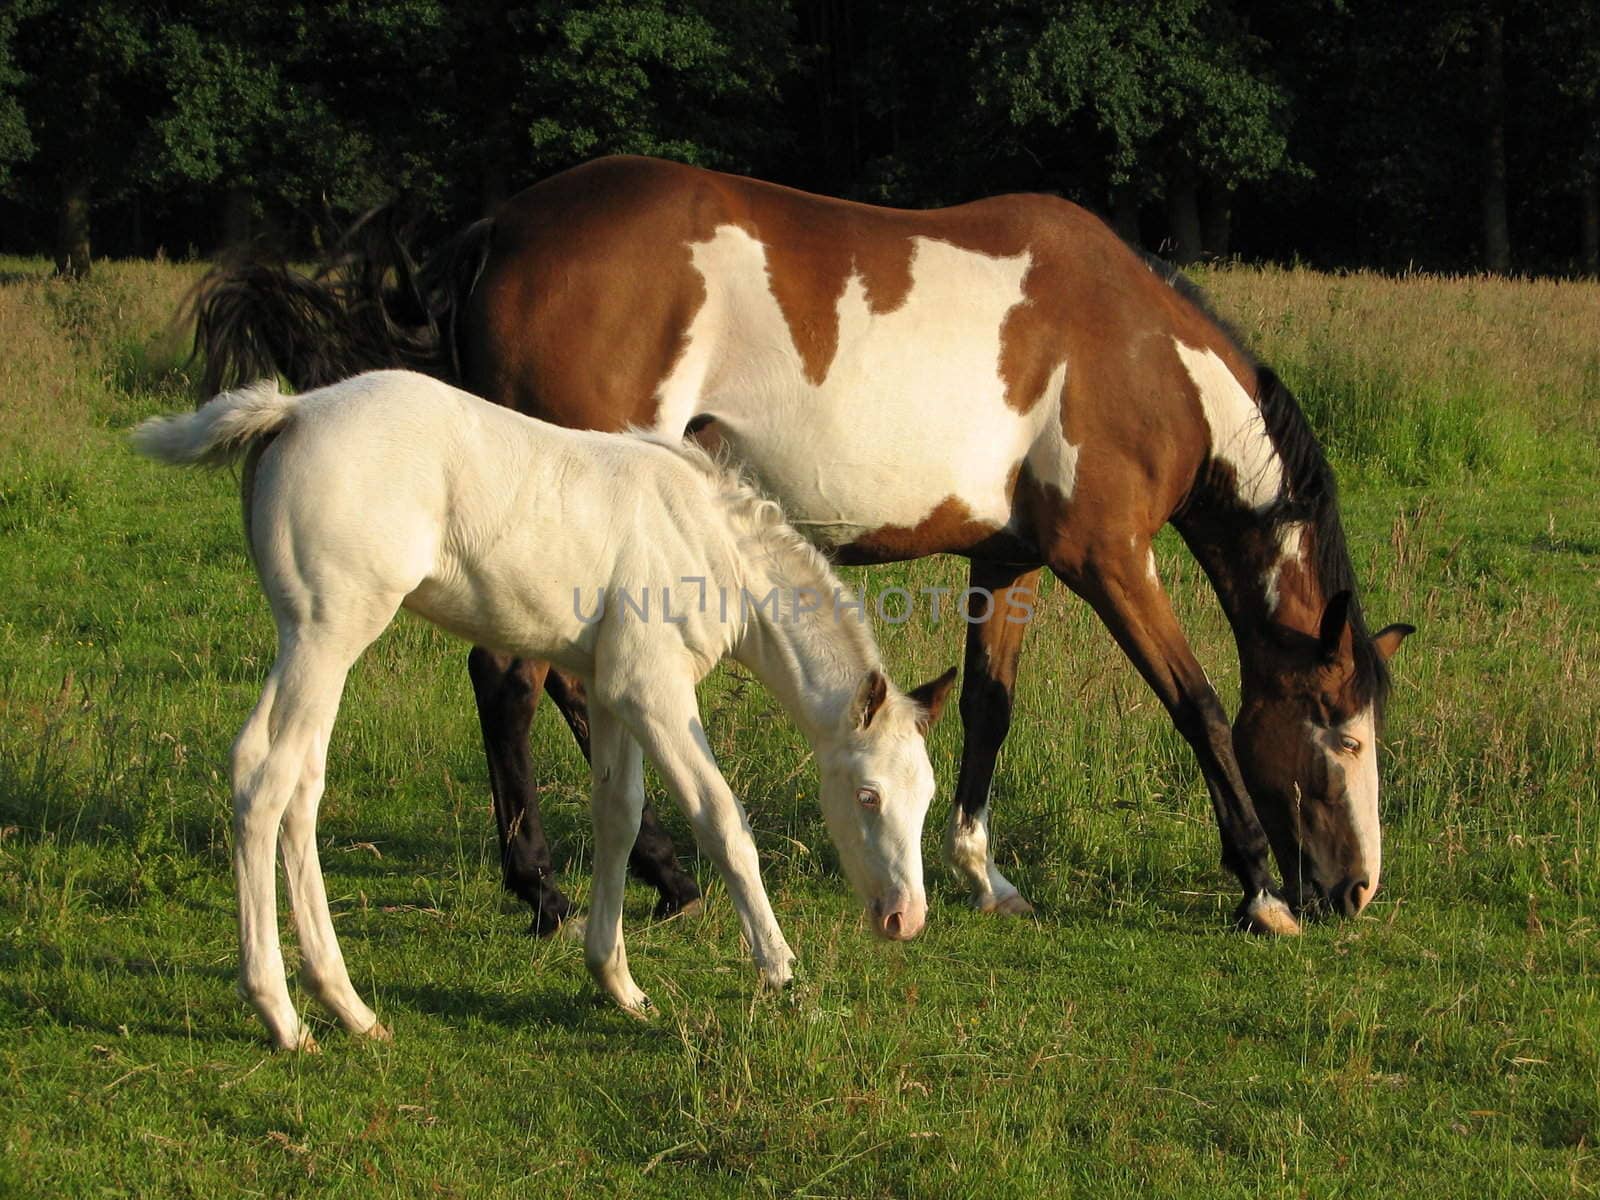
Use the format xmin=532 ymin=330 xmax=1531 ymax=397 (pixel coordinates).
xmin=1058 ymin=543 xmax=1299 ymax=936
xmin=610 ymin=676 xmax=796 ymax=992
xmin=583 ymin=703 xmax=652 ymax=1015
xmin=945 ymin=561 xmax=1042 ymax=915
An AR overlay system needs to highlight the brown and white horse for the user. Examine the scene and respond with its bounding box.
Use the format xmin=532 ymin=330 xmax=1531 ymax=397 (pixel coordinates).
xmin=195 ymin=155 xmax=1413 ymax=937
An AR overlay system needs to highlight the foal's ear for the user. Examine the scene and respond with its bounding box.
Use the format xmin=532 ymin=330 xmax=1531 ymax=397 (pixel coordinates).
xmin=850 ymin=670 xmax=891 ymax=731
xmin=1371 ymin=623 xmax=1415 ymax=661
xmin=1317 ymin=590 xmax=1355 ymax=662
xmin=908 ymin=666 xmax=960 ymax=736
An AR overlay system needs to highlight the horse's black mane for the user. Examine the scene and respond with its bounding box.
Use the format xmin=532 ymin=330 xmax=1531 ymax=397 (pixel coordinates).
xmin=1146 ymin=255 xmax=1391 ymax=716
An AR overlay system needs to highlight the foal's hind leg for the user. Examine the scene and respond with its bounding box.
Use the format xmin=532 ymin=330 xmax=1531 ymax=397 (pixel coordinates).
xmin=232 ymin=642 xmax=359 ymax=1050
xmin=280 ymin=730 xmax=388 ymax=1041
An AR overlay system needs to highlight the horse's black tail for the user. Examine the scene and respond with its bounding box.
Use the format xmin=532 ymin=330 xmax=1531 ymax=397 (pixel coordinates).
xmin=189 ymin=207 xmax=494 ymax=400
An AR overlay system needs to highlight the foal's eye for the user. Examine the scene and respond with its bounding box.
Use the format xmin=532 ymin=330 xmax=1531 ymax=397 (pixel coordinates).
xmin=856 ymin=787 xmax=881 ymax=810
xmin=1338 ymin=735 xmax=1361 ymax=754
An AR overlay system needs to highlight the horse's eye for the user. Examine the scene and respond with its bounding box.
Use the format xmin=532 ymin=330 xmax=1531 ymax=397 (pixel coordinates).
xmin=856 ymin=787 xmax=881 ymax=810
xmin=1339 ymin=735 xmax=1361 ymax=754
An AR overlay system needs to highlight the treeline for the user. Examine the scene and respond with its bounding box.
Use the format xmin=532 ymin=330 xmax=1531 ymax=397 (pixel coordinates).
xmin=2 ymin=0 xmax=1597 ymax=277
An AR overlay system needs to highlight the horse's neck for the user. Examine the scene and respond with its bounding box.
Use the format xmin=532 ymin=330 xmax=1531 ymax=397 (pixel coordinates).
xmin=728 ymin=559 xmax=874 ymax=745
xmin=1178 ymin=500 xmax=1328 ymax=666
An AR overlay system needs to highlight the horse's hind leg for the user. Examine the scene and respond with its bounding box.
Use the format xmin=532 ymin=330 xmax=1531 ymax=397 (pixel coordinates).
xmin=945 ymin=561 xmax=1041 ymax=915
xmin=469 ymin=651 xmax=701 ymax=935
xmin=582 ymin=703 xmax=651 ymax=1015
xmin=468 ymin=649 xmax=573 ymax=934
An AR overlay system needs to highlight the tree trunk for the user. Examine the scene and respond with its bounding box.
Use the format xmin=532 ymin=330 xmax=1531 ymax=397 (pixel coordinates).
xmin=481 ymin=155 xmax=508 ymax=218
xmin=1164 ymin=163 xmax=1203 ymax=265
xmin=1480 ymin=10 xmax=1511 ymax=274
xmin=1109 ymin=182 xmax=1141 ymax=247
xmin=1582 ymin=168 xmax=1599 ymax=278
xmin=220 ymin=186 xmax=253 ymax=255
xmin=55 ymin=174 xmax=92 ymax=279
xmin=1201 ymin=185 xmax=1232 ymax=259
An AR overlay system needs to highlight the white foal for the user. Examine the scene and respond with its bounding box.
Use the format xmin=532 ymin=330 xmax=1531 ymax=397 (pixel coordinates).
xmin=136 ymin=370 xmax=955 ymax=1050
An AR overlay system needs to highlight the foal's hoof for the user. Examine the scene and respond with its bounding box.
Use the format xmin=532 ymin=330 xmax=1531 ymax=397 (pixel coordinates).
xmin=1237 ymin=890 xmax=1302 ymax=937
xmin=759 ymin=959 xmax=797 ymax=993
xmin=978 ymin=890 xmax=1035 ymax=917
xmin=276 ymin=1028 xmax=320 ymax=1054
xmin=620 ymin=993 xmax=656 ymax=1021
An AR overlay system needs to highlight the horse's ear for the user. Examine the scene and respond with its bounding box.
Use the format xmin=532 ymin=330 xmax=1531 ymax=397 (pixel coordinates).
xmin=1318 ymin=590 xmax=1355 ymax=662
xmin=1371 ymin=623 xmax=1415 ymax=661
xmin=850 ymin=670 xmax=890 ymax=731
xmin=908 ymin=666 xmax=959 ymax=736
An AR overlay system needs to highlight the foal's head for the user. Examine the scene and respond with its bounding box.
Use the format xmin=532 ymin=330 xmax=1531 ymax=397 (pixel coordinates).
xmin=1232 ymin=592 xmax=1413 ymax=917
xmin=815 ymin=667 xmax=957 ymax=941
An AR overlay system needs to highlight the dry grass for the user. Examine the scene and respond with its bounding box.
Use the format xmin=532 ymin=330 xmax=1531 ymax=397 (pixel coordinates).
xmin=0 ymin=259 xmax=204 ymax=458
xmin=1198 ymin=265 xmax=1600 ymax=484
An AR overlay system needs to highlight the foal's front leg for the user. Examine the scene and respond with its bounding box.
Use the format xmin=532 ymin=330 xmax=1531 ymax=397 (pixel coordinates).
xmin=611 ymin=679 xmax=796 ymax=992
xmin=583 ymin=704 xmax=652 ymax=1015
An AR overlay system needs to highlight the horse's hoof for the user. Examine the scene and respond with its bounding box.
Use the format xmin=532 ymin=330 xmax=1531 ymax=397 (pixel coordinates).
xmin=652 ymin=889 xmax=704 ymax=922
xmin=979 ymin=890 xmax=1034 ymax=917
xmin=657 ymin=898 xmax=704 ymax=923
xmin=1238 ymin=891 xmax=1301 ymax=936
xmin=361 ymin=1020 xmax=392 ymax=1043
xmin=558 ymin=915 xmax=589 ymax=943
xmin=621 ymin=993 xmax=655 ymax=1021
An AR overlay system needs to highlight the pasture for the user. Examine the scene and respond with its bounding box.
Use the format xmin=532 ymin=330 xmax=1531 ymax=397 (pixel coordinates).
xmin=1 ymin=258 xmax=1596 ymax=1196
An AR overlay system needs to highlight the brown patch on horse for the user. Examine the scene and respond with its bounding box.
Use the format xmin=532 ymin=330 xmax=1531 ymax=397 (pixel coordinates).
xmin=844 ymin=495 xmax=1005 ymax=562
xmin=464 ymin=158 xmax=715 ymax=431
xmin=728 ymin=183 xmax=918 ymax=385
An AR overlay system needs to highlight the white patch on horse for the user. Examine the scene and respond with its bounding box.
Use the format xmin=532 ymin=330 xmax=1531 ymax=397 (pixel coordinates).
xmin=1173 ymin=341 xmax=1283 ymax=510
xmin=654 ymin=226 xmax=1076 ymax=545
xmin=943 ymin=804 xmax=1030 ymax=914
xmin=1338 ymin=706 xmax=1381 ymax=907
xmin=1146 ymin=548 xmax=1159 ymax=583
xmin=1261 ymin=521 xmax=1307 ymax=615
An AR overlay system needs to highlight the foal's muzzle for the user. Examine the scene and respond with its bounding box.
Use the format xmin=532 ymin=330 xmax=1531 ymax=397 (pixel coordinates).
xmin=870 ymin=895 xmax=926 ymax=941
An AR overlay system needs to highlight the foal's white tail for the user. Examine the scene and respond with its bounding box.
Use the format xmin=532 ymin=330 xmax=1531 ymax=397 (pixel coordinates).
xmin=131 ymin=379 xmax=299 ymax=467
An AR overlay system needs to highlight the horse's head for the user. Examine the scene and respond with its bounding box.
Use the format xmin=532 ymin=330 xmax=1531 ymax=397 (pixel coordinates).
xmin=815 ymin=666 xmax=957 ymax=941
xmin=1233 ymin=592 xmax=1413 ymax=917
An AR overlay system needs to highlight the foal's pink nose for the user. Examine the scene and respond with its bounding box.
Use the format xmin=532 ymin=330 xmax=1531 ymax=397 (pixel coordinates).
xmin=877 ymin=903 xmax=925 ymax=941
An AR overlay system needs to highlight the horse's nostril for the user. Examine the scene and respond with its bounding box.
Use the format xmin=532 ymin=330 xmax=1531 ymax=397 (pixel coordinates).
xmin=884 ymin=911 xmax=904 ymax=939
xmin=1330 ymin=878 xmax=1368 ymax=917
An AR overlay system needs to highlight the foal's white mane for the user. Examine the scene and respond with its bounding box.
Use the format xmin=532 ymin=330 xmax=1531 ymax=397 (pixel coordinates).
xmin=636 ymin=431 xmax=884 ymax=685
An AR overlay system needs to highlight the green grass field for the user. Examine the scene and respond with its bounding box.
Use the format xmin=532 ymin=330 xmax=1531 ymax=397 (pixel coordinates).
xmin=2 ymin=258 xmax=1597 ymax=1197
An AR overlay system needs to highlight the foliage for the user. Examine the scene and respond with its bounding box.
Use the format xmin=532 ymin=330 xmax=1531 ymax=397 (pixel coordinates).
xmin=973 ymin=0 xmax=1294 ymax=194
xmin=3 ymin=1 xmax=1600 ymax=269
